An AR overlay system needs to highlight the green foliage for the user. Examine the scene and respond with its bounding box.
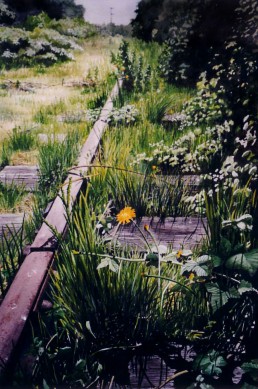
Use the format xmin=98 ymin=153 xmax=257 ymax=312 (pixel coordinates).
xmin=8 ymin=127 xmax=36 ymax=151
xmin=144 ymin=91 xmax=173 ymax=124
xmin=38 ymin=131 xmax=80 ymax=197
xmin=2 ymin=0 xmax=84 ymax=21
xmin=111 ymin=40 xmax=152 ymax=93
xmin=25 ymin=12 xmax=52 ymax=31
xmin=0 ymin=141 xmax=12 ymax=167
xmin=0 ymin=16 xmax=96 ymax=69
xmin=0 ymin=1 xmax=15 ymax=24
xmin=0 ymin=181 xmax=27 ymax=211
xmin=0 ymin=223 xmax=25 ymax=299
xmin=194 ymin=350 xmax=227 ymax=376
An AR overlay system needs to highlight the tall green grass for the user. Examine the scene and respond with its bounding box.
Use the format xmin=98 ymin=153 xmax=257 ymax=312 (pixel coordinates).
xmin=0 ymin=223 xmax=25 ymax=299
xmin=8 ymin=127 xmax=36 ymax=151
xmin=38 ymin=131 xmax=81 ymax=197
xmin=0 ymin=181 xmax=27 ymax=211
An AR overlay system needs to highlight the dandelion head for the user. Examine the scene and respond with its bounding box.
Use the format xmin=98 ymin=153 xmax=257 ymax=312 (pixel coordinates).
xmin=116 ymin=206 xmax=136 ymax=225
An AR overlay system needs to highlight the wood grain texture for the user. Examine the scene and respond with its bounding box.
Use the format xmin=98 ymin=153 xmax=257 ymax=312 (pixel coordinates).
xmin=0 ymin=166 xmax=39 ymax=191
xmin=112 ymin=217 xmax=207 ymax=250
xmin=0 ymin=213 xmax=24 ymax=237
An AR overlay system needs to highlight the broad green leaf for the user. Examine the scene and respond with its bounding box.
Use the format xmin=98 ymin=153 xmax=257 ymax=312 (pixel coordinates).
xmin=145 ymin=253 xmax=159 ymax=267
xmin=197 ymin=255 xmax=212 ymax=265
xmin=205 ymin=283 xmax=229 ymax=312
xmin=182 ymin=260 xmax=208 ymax=277
xmin=225 ymin=253 xmax=251 ymax=273
xmin=245 ymin=249 xmax=258 ymax=276
xmin=241 ymin=359 xmax=258 ymax=382
xmin=109 ymin=259 xmax=119 ymax=273
xmin=194 ymin=350 xmax=226 ymax=377
xmin=212 ymin=256 xmax=222 ymax=267
xmin=219 ymin=237 xmax=232 ymax=255
xmin=97 ymin=258 xmax=109 ymax=270
xmin=238 ymin=280 xmax=253 ymax=295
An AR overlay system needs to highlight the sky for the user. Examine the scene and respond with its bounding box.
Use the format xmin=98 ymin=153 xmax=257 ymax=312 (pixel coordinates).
xmin=75 ymin=0 xmax=139 ymax=25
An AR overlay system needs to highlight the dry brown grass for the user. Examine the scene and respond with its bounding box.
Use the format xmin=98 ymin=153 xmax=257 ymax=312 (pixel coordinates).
xmin=10 ymin=150 xmax=39 ymax=166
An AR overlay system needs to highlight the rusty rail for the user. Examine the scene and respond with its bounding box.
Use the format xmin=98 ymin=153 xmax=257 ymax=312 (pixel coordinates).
xmin=0 ymin=79 xmax=123 ymax=375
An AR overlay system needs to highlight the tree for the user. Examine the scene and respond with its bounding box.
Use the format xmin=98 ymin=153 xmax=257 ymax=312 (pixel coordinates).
xmin=1 ymin=0 xmax=84 ymax=23
xmin=131 ymin=0 xmax=164 ymax=42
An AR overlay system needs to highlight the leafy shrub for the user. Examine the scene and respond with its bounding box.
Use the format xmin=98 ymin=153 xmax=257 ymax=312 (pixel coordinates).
xmin=49 ymin=17 xmax=96 ymax=39
xmin=24 ymin=12 xmax=51 ymax=31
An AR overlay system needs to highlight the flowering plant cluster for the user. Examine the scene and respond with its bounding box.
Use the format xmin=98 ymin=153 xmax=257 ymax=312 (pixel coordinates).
xmin=0 ymin=15 xmax=95 ymax=68
xmin=111 ymin=40 xmax=152 ymax=93
xmin=87 ymin=105 xmax=139 ymax=126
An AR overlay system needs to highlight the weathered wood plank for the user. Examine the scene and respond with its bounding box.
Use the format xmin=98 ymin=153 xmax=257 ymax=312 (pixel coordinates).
xmin=30 ymin=79 xmax=123 ymax=251
xmin=130 ymin=356 xmax=176 ymax=388
xmin=112 ymin=217 xmax=207 ymax=250
xmin=0 ymin=251 xmax=54 ymax=373
xmin=0 ymin=214 xmax=24 ymax=238
xmin=0 ymin=166 xmax=39 ymax=191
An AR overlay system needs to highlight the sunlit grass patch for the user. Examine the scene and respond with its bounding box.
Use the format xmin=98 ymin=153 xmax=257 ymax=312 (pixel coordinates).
xmin=0 ymin=181 xmax=27 ymax=212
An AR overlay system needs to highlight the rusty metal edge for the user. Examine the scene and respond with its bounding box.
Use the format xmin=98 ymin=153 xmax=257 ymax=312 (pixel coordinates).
xmin=0 ymin=78 xmax=123 ymax=376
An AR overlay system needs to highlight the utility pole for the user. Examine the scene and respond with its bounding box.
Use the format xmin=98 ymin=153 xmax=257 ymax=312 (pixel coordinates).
xmin=110 ymin=7 xmax=114 ymax=25
xmin=109 ymin=7 xmax=114 ymax=42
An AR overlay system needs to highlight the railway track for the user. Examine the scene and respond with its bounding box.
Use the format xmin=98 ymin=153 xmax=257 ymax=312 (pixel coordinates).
xmin=0 ymin=79 xmax=123 ymax=376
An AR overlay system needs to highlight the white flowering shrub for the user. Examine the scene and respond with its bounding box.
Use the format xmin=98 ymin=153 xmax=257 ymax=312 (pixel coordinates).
xmin=86 ymin=105 xmax=139 ymax=126
xmin=0 ymin=26 xmax=82 ymax=68
xmin=134 ymin=121 xmax=234 ymax=174
xmin=0 ymin=1 xmax=15 ymax=24
xmin=0 ymin=13 xmax=95 ymax=69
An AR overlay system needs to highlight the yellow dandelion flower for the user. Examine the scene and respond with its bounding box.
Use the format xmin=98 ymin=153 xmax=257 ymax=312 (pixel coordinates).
xmin=116 ymin=206 xmax=136 ymax=225
xmin=152 ymin=165 xmax=157 ymax=171
xmin=176 ymin=249 xmax=183 ymax=259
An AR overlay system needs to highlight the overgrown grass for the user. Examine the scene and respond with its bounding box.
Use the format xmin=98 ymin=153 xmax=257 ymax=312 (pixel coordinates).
xmin=38 ymin=131 xmax=81 ymax=198
xmin=0 ymin=223 xmax=25 ymax=299
xmin=8 ymin=127 xmax=36 ymax=151
xmin=0 ymin=181 xmax=27 ymax=211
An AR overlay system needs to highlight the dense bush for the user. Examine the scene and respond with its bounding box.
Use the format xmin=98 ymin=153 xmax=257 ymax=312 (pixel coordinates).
xmin=0 ymin=15 xmax=96 ymax=69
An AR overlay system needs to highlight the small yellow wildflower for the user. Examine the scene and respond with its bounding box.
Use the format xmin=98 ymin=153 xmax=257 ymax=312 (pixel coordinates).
xmin=144 ymin=224 xmax=150 ymax=231
xmin=152 ymin=165 xmax=157 ymax=171
xmin=189 ymin=273 xmax=195 ymax=281
xmin=116 ymin=206 xmax=136 ymax=225
xmin=125 ymin=75 xmax=129 ymax=79
xmin=176 ymin=249 xmax=183 ymax=259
